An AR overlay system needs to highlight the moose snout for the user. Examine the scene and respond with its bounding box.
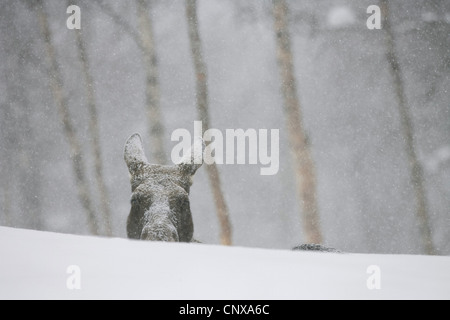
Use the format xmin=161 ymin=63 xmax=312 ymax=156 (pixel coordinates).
xmin=140 ymin=206 xmax=179 ymax=242
xmin=141 ymin=222 xmax=179 ymax=242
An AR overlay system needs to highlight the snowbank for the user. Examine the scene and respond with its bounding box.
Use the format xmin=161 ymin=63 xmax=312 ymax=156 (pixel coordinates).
xmin=0 ymin=227 xmax=448 ymax=300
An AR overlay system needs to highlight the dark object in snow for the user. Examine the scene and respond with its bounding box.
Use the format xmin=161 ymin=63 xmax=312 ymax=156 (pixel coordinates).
xmin=292 ymin=244 xmax=340 ymax=253
xmin=124 ymin=133 xmax=203 ymax=242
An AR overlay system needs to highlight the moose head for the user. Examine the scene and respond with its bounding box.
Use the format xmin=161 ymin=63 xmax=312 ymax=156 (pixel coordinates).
xmin=124 ymin=133 xmax=204 ymax=242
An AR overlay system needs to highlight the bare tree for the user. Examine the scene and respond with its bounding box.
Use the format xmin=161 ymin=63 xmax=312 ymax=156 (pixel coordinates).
xmin=37 ymin=0 xmax=99 ymax=235
xmin=0 ymin=100 xmax=12 ymax=227
xmin=1 ymin=187 xmax=11 ymax=226
xmin=93 ymin=0 xmax=167 ymax=164
xmin=0 ymin=95 xmax=42 ymax=230
xmin=380 ymin=0 xmax=435 ymax=255
xmin=186 ymin=0 xmax=233 ymax=246
xmin=136 ymin=0 xmax=167 ymax=164
xmin=0 ymin=2 xmax=45 ymax=230
xmin=2 ymin=62 xmax=43 ymax=230
xmin=74 ymin=22 xmax=113 ymax=236
xmin=17 ymin=94 xmax=44 ymax=230
xmin=92 ymin=0 xmax=142 ymax=47
xmin=272 ymin=0 xmax=323 ymax=244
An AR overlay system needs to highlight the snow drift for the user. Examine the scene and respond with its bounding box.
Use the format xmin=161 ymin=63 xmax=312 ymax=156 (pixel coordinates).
xmin=0 ymin=226 xmax=449 ymax=300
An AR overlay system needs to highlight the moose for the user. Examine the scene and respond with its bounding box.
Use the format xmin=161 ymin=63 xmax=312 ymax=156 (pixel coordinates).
xmin=124 ymin=133 xmax=202 ymax=242
xmin=124 ymin=133 xmax=338 ymax=252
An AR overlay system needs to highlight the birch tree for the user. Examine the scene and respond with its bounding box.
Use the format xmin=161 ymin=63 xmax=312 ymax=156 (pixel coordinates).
xmin=0 ymin=98 xmax=13 ymax=227
xmin=136 ymin=0 xmax=167 ymax=164
xmin=380 ymin=0 xmax=435 ymax=255
xmin=186 ymin=0 xmax=233 ymax=246
xmin=273 ymin=0 xmax=323 ymax=244
xmin=93 ymin=0 xmax=167 ymax=164
xmin=74 ymin=22 xmax=113 ymax=236
xmin=37 ymin=0 xmax=99 ymax=235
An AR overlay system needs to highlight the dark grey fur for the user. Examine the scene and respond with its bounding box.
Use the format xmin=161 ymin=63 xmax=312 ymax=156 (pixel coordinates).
xmin=124 ymin=133 xmax=202 ymax=242
xmin=292 ymin=244 xmax=340 ymax=253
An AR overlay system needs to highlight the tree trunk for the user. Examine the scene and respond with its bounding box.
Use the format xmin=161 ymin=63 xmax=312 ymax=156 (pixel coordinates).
xmin=186 ymin=0 xmax=233 ymax=246
xmin=37 ymin=1 xmax=99 ymax=235
xmin=0 ymin=77 xmax=15 ymax=228
xmin=1 ymin=46 xmax=44 ymax=230
xmin=19 ymin=97 xmax=44 ymax=230
xmin=74 ymin=26 xmax=113 ymax=236
xmin=380 ymin=0 xmax=435 ymax=255
xmin=1 ymin=186 xmax=11 ymax=226
xmin=136 ymin=0 xmax=167 ymax=165
xmin=273 ymin=0 xmax=323 ymax=244
xmin=0 ymin=138 xmax=14 ymax=227
xmin=94 ymin=0 xmax=167 ymax=164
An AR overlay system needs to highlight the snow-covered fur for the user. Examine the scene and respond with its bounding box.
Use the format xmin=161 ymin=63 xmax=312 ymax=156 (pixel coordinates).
xmin=292 ymin=244 xmax=340 ymax=253
xmin=124 ymin=133 xmax=202 ymax=242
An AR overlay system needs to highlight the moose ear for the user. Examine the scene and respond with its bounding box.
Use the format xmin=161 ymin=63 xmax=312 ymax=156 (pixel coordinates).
xmin=124 ymin=133 xmax=149 ymax=176
xmin=178 ymin=136 xmax=205 ymax=176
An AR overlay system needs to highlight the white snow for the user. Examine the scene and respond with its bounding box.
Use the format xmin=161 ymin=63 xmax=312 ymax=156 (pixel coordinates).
xmin=0 ymin=226 xmax=449 ymax=300
xmin=425 ymin=146 xmax=450 ymax=173
xmin=327 ymin=6 xmax=356 ymax=29
xmin=422 ymin=12 xmax=439 ymax=23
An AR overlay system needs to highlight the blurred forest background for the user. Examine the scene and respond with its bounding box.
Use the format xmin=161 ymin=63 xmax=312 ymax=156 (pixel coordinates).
xmin=0 ymin=0 xmax=449 ymax=255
